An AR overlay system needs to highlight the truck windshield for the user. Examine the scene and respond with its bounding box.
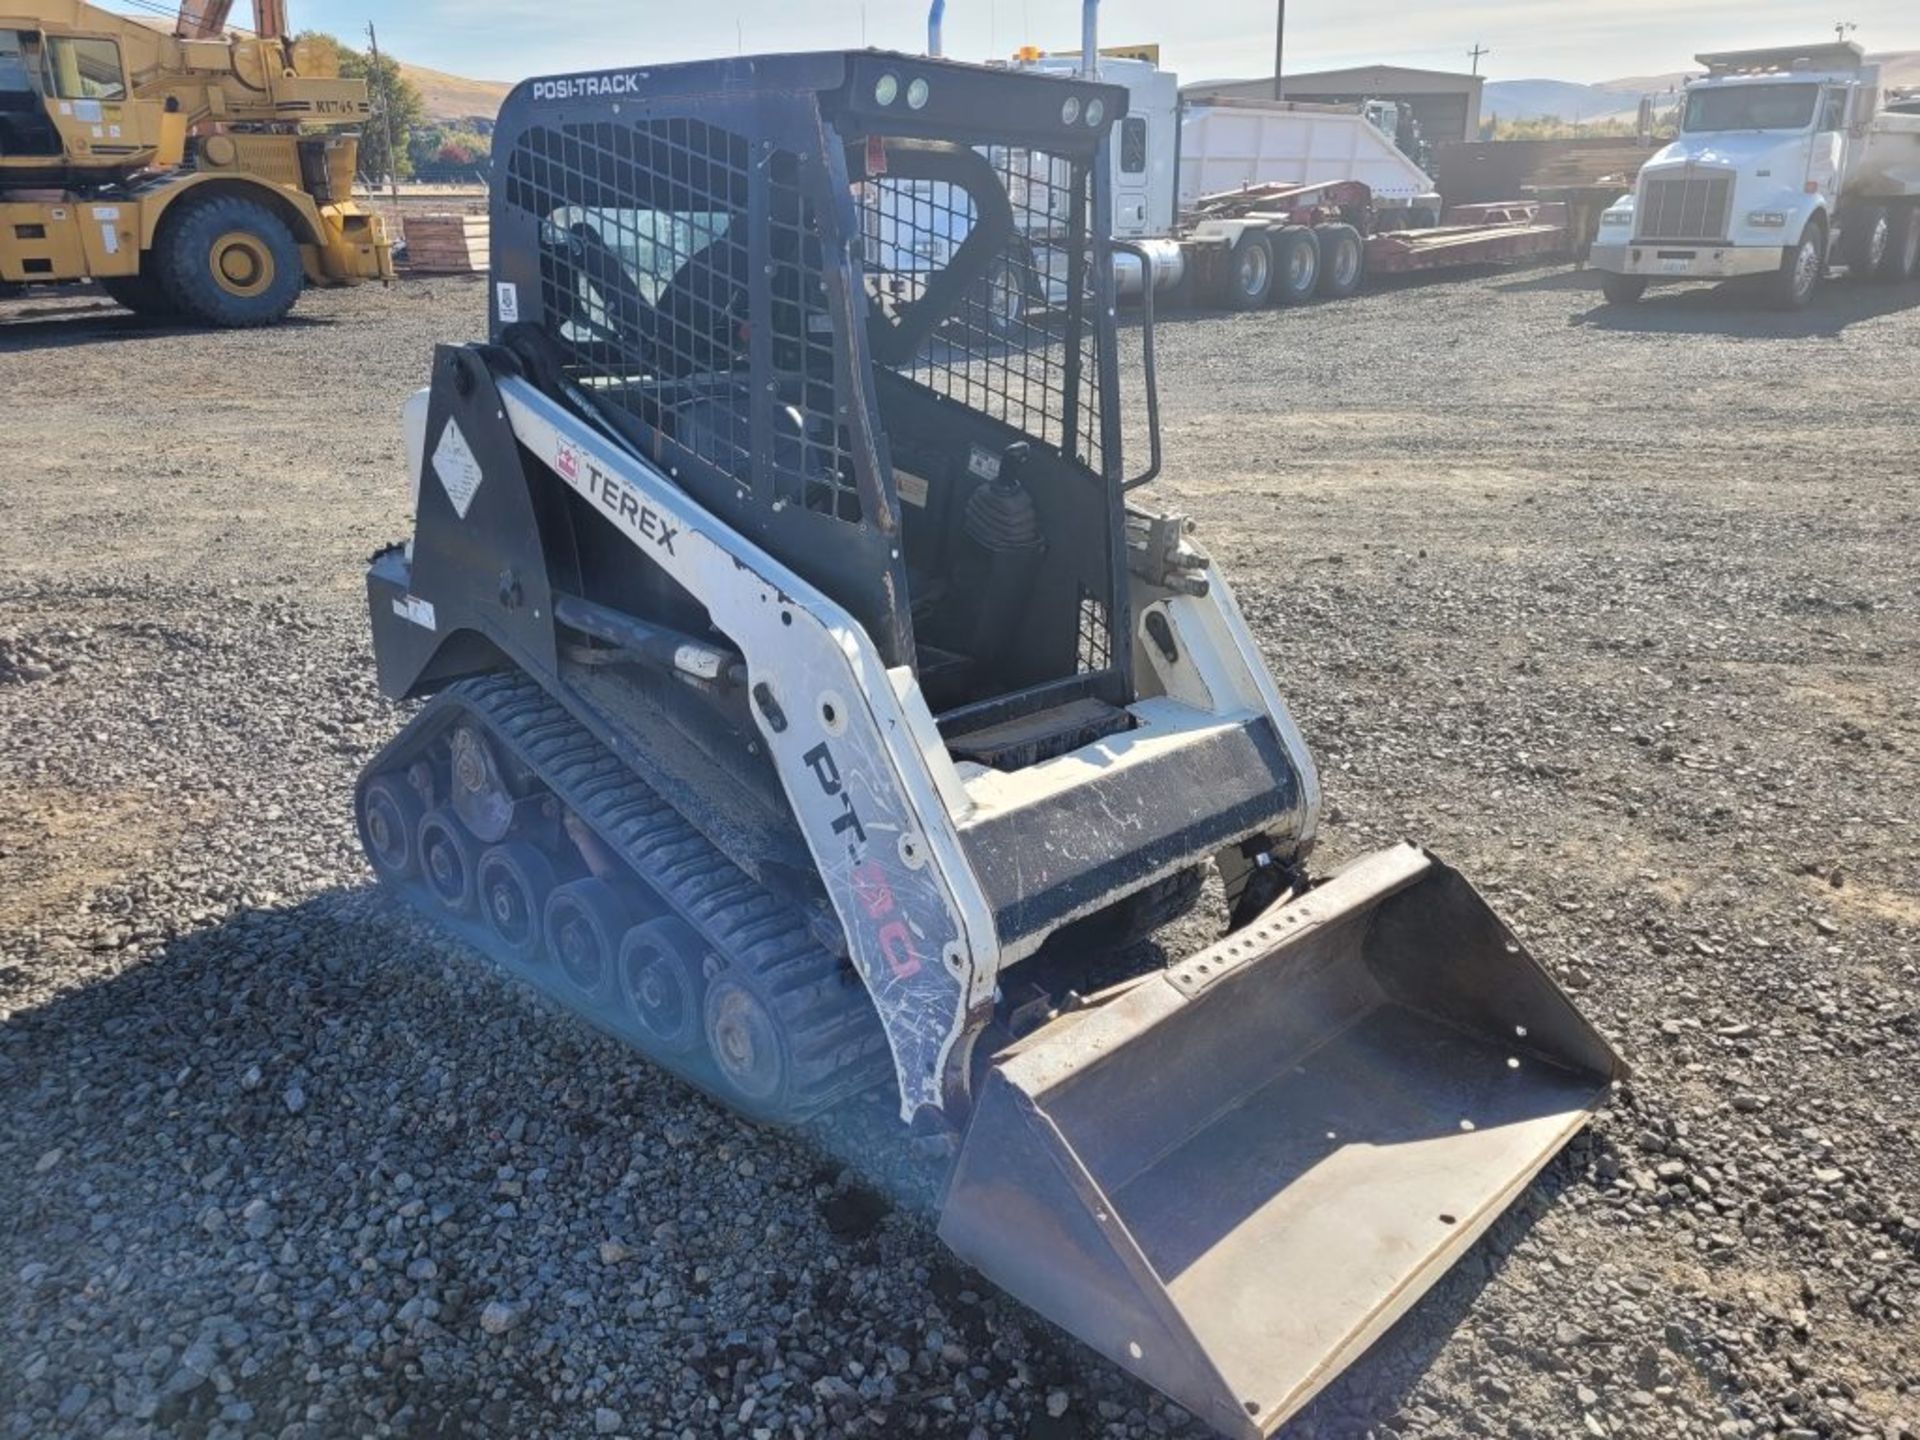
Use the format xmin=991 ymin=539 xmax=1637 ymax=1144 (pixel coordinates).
xmin=1682 ymin=83 xmax=1818 ymax=132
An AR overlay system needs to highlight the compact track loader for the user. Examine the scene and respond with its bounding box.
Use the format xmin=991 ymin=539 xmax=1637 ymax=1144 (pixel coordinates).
xmin=356 ymin=49 xmax=1624 ymax=1437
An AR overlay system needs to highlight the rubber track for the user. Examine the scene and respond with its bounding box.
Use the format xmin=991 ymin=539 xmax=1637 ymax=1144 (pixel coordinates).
xmin=364 ymin=670 xmax=890 ymax=1121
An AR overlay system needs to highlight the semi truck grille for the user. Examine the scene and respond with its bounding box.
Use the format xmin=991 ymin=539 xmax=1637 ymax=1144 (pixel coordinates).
xmin=1635 ymin=170 xmax=1734 ymax=242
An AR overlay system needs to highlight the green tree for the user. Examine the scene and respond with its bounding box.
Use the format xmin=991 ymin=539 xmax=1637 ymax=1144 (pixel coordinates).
xmin=408 ymin=122 xmax=492 ymax=174
xmin=298 ymin=31 xmax=426 ymax=182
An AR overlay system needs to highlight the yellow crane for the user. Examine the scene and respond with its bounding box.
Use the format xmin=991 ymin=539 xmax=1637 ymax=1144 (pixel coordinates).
xmin=0 ymin=0 xmax=393 ymax=323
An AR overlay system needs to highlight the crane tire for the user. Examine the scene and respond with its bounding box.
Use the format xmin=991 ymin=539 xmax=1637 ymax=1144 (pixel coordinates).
xmin=98 ymin=271 xmax=178 ymax=319
xmin=154 ymin=193 xmax=304 ymax=327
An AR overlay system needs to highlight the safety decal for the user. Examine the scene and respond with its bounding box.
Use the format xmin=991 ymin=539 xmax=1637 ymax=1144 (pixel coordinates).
xmin=432 ymin=419 xmax=484 ymax=519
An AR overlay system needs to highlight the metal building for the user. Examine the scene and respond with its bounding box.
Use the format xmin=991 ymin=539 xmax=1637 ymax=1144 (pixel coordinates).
xmin=1183 ymin=65 xmax=1485 ymax=144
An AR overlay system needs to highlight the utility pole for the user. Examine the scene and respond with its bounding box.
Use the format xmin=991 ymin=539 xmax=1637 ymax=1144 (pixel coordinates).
xmin=365 ymin=21 xmax=400 ymax=211
xmin=1468 ymin=43 xmax=1489 ymax=76
xmin=1834 ymin=20 xmax=1856 ymax=44
xmin=1272 ymin=0 xmax=1284 ymax=100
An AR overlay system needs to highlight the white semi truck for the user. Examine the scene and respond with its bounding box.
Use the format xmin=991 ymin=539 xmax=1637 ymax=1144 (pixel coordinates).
xmin=1592 ymin=42 xmax=1920 ymax=308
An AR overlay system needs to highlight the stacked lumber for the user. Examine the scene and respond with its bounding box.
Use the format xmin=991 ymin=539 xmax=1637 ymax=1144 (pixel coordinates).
xmin=402 ymin=213 xmax=490 ymax=273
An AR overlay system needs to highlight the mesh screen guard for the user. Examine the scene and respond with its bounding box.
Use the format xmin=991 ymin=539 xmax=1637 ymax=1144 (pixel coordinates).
xmin=492 ymin=62 xmax=1129 ymax=690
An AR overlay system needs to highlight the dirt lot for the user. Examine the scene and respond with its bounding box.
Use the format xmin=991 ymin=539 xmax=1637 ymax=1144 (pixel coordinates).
xmin=1 ymin=268 xmax=1916 ymax=1440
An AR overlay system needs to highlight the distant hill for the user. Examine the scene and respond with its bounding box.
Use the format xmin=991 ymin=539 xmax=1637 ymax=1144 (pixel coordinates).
xmin=1486 ymin=49 xmax=1920 ymax=125
xmin=1482 ymin=79 xmax=1641 ymax=124
xmin=401 ymin=61 xmax=512 ymax=123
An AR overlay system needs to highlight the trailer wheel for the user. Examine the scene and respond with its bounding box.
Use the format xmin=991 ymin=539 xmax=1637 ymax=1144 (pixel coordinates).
xmin=1844 ymin=203 xmax=1892 ymax=279
xmin=1272 ymin=227 xmax=1320 ymax=305
xmin=1765 ymin=216 xmax=1826 ymax=311
xmin=1313 ymin=223 xmax=1365 ymax=299
xmin=1223 ymin=232 xmax=1274 ymax=309
xmin=98 ymin=271 xmax=178 ymax=319
xmin=153 ymin=193 xmax=304 ymax=327
xmin=1876 ymin=204 xmax=1920 ymax=282
xmin=1600 ymin=273 xmax=1648 ymax=306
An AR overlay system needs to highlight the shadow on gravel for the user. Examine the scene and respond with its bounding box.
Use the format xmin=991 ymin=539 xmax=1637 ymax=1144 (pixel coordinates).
xmin=1566 ymin=276 xmax=1920 ymax=337
xmin=0 ymin=306 xmax=336 ymax=350
xmin=3 ymin=881 xmax=1600 ymax=1438
xmin=1490 ymin=266 xmax=1608 ymax=294
xmin=1119 ymin=260 xmax=1581 ymax=328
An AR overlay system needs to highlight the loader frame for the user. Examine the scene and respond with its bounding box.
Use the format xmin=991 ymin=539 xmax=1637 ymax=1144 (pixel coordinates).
xmin=359 ymin=48 xmax=1626 ymax=1440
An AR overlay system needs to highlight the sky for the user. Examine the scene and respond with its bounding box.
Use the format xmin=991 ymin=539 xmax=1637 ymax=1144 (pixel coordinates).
xmin=300 ymin=0 xmax=1916 ymax=87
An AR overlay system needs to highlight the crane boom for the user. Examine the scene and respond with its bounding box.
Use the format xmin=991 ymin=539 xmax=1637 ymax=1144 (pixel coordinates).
xmin=174 ymin=0 xmax=231 ymax=38
xmin=173 ymin=0 xmax=286 ymax=39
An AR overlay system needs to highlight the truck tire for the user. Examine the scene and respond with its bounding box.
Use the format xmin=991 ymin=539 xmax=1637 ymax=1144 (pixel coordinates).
xmin=1313 ymin=223 xmax=1365 ymax=298
xmin=1765 ymin=217 xmax=1827 ymax=311
xmin=1877 ymin=204 xmax=1920 ymax=283
xmin=1223 ymin=231 xmax=1274 ymax=309
xmin=1271 ymin=226 xmax=1320 ymax=305
xmin=1843 ymin=203 xmax=1892 ymax=279
xmin=153 ymin=193 xmax=304 ymax=327
xmin=97 ymin=270 xmax=178 ymax=319
xmin=1600 ymin=272 xmax=1648 ymax=306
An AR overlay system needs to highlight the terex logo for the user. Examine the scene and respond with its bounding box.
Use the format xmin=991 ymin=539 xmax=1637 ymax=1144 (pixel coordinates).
xmin=530 ymin=72 xmax=645 ymax=102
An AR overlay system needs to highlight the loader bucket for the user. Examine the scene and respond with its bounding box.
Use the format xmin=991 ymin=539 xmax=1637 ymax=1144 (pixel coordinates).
xmin=939 ymin=843 xmax=1624 ymax=1439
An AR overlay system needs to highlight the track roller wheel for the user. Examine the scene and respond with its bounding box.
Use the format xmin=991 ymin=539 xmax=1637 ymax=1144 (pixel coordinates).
xmin=477 ymin=842 xmax=559 ymax=964
xmin=544 ymin=878 xmax=632 ymax=1004
xmin=417 ymin=808 xmax=482 ymax=917
xmin=704 ymin=973 xmax=793 ymax=1111
xmin=359 ymin=774 xmax=427 ymax=882
xmin=619 ymin=916 xmax=710 ymax=1057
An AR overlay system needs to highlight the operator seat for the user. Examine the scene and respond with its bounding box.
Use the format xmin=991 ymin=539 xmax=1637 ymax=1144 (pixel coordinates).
xmin=567 ymin=221 xmax=653 ymax=351
xmin=649 ymin=228 xmax=750 ymax=378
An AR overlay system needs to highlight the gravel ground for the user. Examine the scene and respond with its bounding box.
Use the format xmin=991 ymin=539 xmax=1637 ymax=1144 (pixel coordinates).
xmin=1 ymin=268 xmax=1916 ymax=1440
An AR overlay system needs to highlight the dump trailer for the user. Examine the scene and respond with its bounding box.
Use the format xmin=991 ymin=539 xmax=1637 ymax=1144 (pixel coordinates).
xmin=0 ymin=0 xmax=392 ymax=324
xmin=354 ymin=46 xmax=1624 ymax=1438
xmin=1592 ymin=41 xmax=1920 ymax=308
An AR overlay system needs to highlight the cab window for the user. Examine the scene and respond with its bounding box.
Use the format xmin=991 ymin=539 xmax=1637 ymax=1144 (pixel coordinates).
xmin=1817 ymin=87 xmax=1848 ymax=133
xmin=0 ymin=31 xmax=38 ymax=96
xmin=44 ymin=35 xmax=124 ymax=101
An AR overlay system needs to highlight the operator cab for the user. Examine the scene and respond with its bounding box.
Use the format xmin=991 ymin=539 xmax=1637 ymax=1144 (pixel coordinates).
xmin=493 ymin=51 xmax=1136 ymax=764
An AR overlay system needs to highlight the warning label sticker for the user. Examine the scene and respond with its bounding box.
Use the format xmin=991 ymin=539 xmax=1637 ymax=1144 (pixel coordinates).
xmin=433 ymin=419 xmax=484 ymax=519
xmin=392 ymin=594 xmax=437 ymax=630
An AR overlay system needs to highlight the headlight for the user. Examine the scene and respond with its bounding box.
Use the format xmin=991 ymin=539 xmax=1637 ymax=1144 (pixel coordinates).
xmin=1747 ymin=210 xmax=1789 ymax=228
xmin=1599 ymin=211 xmax=1631 ymax=226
